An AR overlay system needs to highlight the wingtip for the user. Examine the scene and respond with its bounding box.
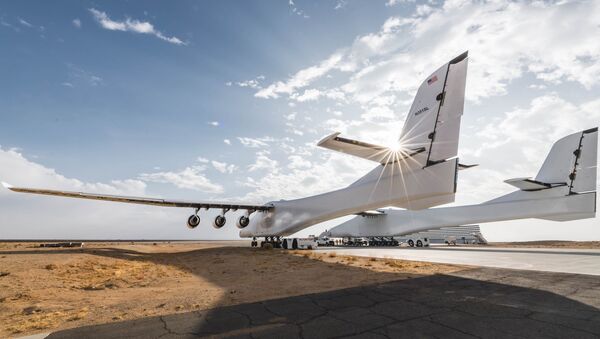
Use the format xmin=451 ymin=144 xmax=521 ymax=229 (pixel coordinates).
xmin=449 ymin=51 xmax=469 ymax=64
xmin=1 ymin=181 xmax=14 ymax=189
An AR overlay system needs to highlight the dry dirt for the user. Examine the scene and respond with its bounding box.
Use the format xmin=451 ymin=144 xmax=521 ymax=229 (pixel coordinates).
xmin=0 ymin=241 xmax=464 ymax=338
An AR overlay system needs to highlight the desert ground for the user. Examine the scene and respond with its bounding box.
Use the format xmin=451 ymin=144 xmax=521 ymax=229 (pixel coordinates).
xmin=0 ymin=241 xmax=463 ymax=338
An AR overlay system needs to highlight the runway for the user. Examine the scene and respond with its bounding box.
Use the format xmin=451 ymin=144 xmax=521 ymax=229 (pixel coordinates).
xmin=316 ymin=246 xmax=600 ymax=276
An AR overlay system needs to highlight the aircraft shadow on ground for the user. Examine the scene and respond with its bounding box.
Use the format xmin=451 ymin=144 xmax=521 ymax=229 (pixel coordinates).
xmin=3 ymin=245 xmax=600 ymax=338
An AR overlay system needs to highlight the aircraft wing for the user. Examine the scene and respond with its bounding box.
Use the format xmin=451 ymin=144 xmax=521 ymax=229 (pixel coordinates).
xmin=1 ymin=182 xmax=271 ymax=212
xmin=317 ymin=132 xmax=426 ymax=164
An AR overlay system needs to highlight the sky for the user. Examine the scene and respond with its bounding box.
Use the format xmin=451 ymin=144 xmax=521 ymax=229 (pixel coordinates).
xmin=0 ymin=0 xmax=599 ymax=241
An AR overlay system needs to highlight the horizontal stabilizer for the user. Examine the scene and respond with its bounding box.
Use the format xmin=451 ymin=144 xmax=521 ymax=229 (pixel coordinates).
xmin=458 ymin=163 xmax=478 ymax=170
xmin=355 ymin=210 xmax=386 ymax=216
xmin=317 ymin=132 xmax=425 ymax=164
xmin=504 ymin=177 xmax=566 ymax=191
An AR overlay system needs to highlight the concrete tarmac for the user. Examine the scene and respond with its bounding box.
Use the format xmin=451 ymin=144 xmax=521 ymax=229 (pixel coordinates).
xmin=46 ymin=267 xmax=600 ymax=338
xmin=316 ymin=246 xmax=600 ymax=276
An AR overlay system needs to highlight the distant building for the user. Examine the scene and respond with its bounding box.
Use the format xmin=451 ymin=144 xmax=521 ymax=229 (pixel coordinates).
xmin=397 ymin=225 xmax=487 ymax=244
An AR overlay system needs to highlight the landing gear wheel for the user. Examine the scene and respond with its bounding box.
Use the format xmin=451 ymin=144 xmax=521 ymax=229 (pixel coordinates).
xmin=282 ymin=239 xmax=288 ymax=249
xmin=292 ymin=239 xmax=298 ymax=250
xmin=416 ymin=240 xmax=423 ymax=247
xmin=408 ymin=240 xmax=415 ymax=247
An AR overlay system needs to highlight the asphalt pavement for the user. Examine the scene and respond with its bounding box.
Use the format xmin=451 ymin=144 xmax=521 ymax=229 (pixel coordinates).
xmin=47 ymin=266 xmax=600 ymax=338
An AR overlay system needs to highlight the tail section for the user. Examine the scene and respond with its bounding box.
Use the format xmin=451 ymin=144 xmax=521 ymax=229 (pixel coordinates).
xmin=535 ymin=127 xmax=598 ymax=194
xmin=348 ymin=52 xmax=469 ymax=210
xmin=399 ymin=51 xmax=468 ymax=167
xmin=490 ymin=128 xmax=597 ymax=221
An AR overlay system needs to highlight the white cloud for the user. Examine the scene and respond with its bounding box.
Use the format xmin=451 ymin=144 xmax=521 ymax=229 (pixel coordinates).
xmin=237 ymin=136 xmax=274 ymax=148
xmin=256 ymin=0 xmax=600 ymax=108
xmin=66 ymin=63 xmax=103 ymax=87
xmin=255 ymin=53 xmax=343 ymax=98
xmin=72 ymin=18 xmax=81 ymax=28
xmin=247 ymin=151 xmax=279 ymax=172
xmin=211 ymin=160 xmax=237 ymax=174
xmin=386 ymin=0 xmax=413 ymax=6
xmin=17 ymin=17 xmax=33 ymax=28
xmin=231 ymin=75 xmax=265 ymax=89
xmin=288 ymin=155 xmax=311 ymax=169
xmin=208 ymin=121 xmax=220 ymax=127
xmin=0 ymin=146 xmax=147 ymax=195
xmin=139 ymin=165 xmax=223 ymax=193
xmin=472 ymin=95 xmax=600 ymax=162
xmin=334 ymin=0 xmax=347 ymax=10
xmin=289 ymin=0 xmax=310 ymax=19
xmin=223 ymin=139 xmax=231 ymax=145
xmin=88 ymin=8 xmax=186 ymax=45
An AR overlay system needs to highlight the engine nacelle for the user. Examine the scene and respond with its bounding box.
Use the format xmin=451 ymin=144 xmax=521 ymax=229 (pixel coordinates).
xmin=213 ymin=215 xmax=226 ymax=229
xmin=187 ymin=215 xmax=200 ymax=229
xmin=236 ymin=215 xmax=250 ymax=229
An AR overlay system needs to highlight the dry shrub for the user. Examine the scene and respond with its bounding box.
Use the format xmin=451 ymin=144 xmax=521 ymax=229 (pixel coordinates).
xmin=45 ymin=264 xmax=57 ymax=270
xmin=328 ymin=252 xmax=337 ymax=258
xmin=369 ymin=257 xmax=377 ymax=262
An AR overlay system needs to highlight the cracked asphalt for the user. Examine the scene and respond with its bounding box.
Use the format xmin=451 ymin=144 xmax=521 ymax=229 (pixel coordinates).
xmin=47 ymin=267 xmax=600 ymax=338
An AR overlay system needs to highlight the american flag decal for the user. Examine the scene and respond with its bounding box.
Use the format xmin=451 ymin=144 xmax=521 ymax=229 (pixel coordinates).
xmin=427 ymin=75 xmax=438 ymax=85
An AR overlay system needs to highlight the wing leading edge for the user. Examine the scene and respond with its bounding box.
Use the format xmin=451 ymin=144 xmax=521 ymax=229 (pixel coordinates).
xmin=1 ymin=183 xmax=271 ymax=212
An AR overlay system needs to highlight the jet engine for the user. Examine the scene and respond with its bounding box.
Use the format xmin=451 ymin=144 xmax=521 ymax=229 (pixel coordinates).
xmin=237 ymin=215 xmax=250 ymax=228
xmin=187 ymin=214 xmax=200 ymax=229
xmin=213 ymin=215 xmax=226 ymax=229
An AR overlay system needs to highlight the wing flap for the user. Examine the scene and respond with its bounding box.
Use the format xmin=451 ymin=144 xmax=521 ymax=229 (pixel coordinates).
xmin=2 ymin=184 xmax=271 ymax=211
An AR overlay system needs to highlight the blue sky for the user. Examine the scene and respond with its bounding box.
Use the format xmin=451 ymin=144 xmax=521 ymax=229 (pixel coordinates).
xmin=1 ymin=0 xmax=599 ymax=240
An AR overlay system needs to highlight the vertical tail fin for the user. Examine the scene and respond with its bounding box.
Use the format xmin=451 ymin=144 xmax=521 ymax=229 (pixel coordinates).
xmin=399 ymin=51 xmax=468 ymax=167
xmin=535 ymin=127 xmax=598 ymax=194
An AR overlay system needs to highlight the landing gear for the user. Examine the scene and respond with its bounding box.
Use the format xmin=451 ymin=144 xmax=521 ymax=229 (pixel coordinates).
xmin=408 ymin=239 xmax=415 ymax=247
xmin=251 ymin=236 xmax=283 ymax=249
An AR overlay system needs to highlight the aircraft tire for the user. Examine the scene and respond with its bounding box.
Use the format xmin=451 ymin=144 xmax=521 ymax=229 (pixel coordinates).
xmin=416 ymin=240 xmax=423 ymax=247
xmin=408 ymin=240 xmax=414 ymax=247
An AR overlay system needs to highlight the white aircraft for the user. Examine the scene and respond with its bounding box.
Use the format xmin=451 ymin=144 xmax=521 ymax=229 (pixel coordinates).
xmin=2 ymin=52 xmax=470 ymax=246
xmin=323 ymin=128 xmax=598 ymax=240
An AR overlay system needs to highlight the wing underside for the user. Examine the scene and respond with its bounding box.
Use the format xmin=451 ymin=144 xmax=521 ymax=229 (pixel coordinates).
xmin=2 ymin=183 xmax=271 ymax=212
